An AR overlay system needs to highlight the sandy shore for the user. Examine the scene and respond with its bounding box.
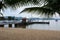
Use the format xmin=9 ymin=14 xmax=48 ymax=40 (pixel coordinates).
xmin=0 ymin=28 xmax=60 ymax=40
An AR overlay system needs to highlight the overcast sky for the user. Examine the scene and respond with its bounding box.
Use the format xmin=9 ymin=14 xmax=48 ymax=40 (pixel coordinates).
xmin=2 ymin=7 xmax=40 ymax=18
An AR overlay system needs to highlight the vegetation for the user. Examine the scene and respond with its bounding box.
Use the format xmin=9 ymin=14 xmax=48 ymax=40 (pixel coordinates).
xmin=20 ymin=0 xmax=60 ymax=17
xmin=0 ymin=0 xmax=60 ymax=17
xmin=0 ymin=0 xmax=39 ymax=16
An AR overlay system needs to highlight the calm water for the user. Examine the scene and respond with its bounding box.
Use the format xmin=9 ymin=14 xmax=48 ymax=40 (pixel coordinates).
xmin=26 ymin=20 xmax=60 ymax=31
xmin=3 ymin=20 xmax=60 ymax=31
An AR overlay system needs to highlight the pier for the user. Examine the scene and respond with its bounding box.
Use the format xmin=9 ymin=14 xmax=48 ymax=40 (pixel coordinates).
xmin=0 ymin=18 xmax=60 ymax=28
xmin=0 ymin=20 xmax=49 ymax=28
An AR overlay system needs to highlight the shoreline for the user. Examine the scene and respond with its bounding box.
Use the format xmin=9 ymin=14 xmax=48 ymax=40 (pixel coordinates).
xmin=0 ymin=28 xmax=60 ymax=40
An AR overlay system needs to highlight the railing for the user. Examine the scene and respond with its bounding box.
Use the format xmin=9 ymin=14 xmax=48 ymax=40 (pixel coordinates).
xmin=28 ymin=18 xmax=60 ymax=20
xmin=0 ymin=18 xmax=60 ymax=25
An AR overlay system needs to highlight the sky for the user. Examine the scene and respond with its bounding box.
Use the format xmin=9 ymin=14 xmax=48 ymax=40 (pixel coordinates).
xmin=2 ymin=7 xmax=40 ymax=18
xmin=1 ymin=4 xmax=43 ymax=18
xmin=0 ymin=1 xmax=45 ymax=18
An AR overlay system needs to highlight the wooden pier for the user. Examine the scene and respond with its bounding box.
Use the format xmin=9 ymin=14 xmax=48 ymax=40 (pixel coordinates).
xmin=0 ymin=20 xmax=49 ymax=28
xmin=20 ymin=22 xmax=49 ymax=25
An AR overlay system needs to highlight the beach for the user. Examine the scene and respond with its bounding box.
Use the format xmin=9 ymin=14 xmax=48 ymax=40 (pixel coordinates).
xmin=0 ymin=28 xmax=60 ymax=40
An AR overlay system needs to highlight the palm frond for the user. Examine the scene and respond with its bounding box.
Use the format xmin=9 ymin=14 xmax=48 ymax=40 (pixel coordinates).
xmin=0 ymin=13 xmax=3 ymax=16
xmin=20 ymin=7 xmax=54 ymax=16
xmin=4 ymin=0 xmax=40 ymax=6
xmin=45 ymin=0 xmax=60 ymax=10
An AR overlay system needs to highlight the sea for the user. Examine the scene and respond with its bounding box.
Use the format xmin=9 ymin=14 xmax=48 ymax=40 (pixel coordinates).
xmin=1 ymin=19 xmax=60 ymax=31
xmin=26 ymin=20 xmax=60 ymax=31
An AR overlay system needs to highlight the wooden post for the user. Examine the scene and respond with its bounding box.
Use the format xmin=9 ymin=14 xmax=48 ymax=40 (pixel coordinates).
xmin=22 ymin=18 xmax=26 ymax=23
xmin=0 ymin=25 xmax=4 ymax=27
xmin=9 ymin=24 xmax=12 ymax=28
xmin=22 ymin=18 xmax=26 ymax=28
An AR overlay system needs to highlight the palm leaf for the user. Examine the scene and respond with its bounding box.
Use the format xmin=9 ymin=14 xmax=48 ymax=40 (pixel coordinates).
xmin=4 ymin=0 xmax=40 ymax=6
xmin=0 ymin=12 xmax=3 ymax=16
xmin=20 ymin=7 xmax=54 ymax=16
xmin=45 ymin=0 xmax=60 ymax=11
xmin=2 ymin=0 xmax=60 ymax=17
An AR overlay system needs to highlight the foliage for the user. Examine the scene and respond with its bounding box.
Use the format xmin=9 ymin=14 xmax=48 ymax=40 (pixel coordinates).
xmin=0 ymin=0 xmax=60 ymax=16
xmin=20 ymin=0 xmax=60 ymax=16
xmin=4 ymin=0 xmax=39 ymax=6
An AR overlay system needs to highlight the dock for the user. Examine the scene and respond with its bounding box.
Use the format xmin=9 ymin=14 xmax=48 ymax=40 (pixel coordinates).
xmin=0 ymin=20 xmax=49 ymax=28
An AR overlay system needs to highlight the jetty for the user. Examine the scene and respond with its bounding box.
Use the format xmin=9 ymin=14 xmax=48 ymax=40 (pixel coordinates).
xmin=0 ymin=20 xmax=49 ymax=28
xmin=0 ymin=17 xmax=60 ymax=28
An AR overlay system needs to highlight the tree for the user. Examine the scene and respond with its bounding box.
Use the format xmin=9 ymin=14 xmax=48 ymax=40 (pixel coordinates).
xmin=0 ymin=0 xmax=60 ymax=17
xmin=20 ymin=0 xmax=60 ymax=17
xmin=0 ymin=0 xmax=39 ymax=16
xmin=0 ymin=1 xmax=4 ymax=16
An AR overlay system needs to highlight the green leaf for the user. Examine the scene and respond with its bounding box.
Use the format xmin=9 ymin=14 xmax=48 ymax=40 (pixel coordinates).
xmin=20 ymin=7 xmax=54 ymax=16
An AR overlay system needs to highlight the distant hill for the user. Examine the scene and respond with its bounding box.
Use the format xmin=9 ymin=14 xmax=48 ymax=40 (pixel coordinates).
xmin=0 ymin=16 xmax=23 ymax=20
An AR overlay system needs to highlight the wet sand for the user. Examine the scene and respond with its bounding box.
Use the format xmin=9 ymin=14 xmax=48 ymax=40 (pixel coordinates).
xmin=0 ymin=28 xmax=60 ymax=40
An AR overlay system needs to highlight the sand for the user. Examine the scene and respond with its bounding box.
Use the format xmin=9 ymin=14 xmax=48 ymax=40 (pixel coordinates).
xmin=0 ymin=28 xmax=60 ymax=40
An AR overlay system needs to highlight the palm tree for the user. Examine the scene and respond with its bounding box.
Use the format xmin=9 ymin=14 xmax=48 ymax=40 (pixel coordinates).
xmin=0 ymin=0 xmax=60 ymax=17
xmin=0 ymin=1 xmax=4 ymax=16
xmin=20 ymin=0 xmax=60 ymax=17
xmin=0 ymin=0 xmax=39 ymax=16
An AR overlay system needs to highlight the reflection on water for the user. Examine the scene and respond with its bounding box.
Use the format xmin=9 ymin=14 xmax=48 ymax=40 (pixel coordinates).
xmin=26 ymin=20 xmax=60 ymax=31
